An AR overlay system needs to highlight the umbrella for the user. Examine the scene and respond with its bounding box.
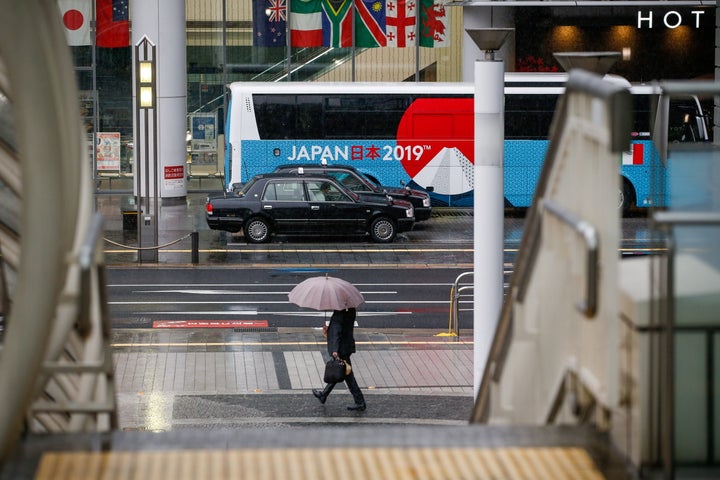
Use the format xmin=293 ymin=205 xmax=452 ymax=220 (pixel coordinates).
xmin=288 ymin=274 xmax=364 ymax=311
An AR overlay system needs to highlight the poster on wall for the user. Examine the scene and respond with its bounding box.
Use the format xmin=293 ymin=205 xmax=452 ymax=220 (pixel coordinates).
xmin=164 ymin=165 xmax=185 ymax=191
xmin=96 ymin=132 xmax=121 ymax=171
xmin=190 ymin=113 xmax=217 ymax=153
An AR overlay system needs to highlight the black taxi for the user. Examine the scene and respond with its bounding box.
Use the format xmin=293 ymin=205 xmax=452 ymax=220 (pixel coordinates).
xmin=206 ymin=172 xmax=414 ymax=243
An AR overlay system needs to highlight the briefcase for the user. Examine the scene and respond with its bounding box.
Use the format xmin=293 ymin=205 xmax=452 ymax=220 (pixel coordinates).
xmin=324 ymin=358 xmax=347 ymax=383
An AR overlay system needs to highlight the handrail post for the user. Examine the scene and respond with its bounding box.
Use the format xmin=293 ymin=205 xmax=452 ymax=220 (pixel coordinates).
xmin=449 ymin=272 xmax=473 ymax=338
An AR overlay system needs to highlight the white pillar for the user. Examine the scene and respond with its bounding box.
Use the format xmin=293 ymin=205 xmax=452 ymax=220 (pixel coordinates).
xmin=462 ymin=7 xmax=515 ymax=82
xmin=132 ymin=0 xmax=187 ymax=198
xmin=715 ymin=6 xmax=719 ymax=143
xmin=473 ymin=60 xmax=505 ymax=396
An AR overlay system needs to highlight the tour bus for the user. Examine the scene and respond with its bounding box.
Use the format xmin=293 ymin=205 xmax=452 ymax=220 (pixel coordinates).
xmin=223 ymin=74 xmax=709 ymax=210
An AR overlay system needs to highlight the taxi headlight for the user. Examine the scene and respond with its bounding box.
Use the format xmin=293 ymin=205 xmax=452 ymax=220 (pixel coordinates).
xmin=406 ymin=206 xmax=414 ymax=218
xmin=422 ymin=197 xmax=431 ymax=207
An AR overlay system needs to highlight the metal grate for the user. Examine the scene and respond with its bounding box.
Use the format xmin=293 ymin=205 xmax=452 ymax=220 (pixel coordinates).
xmin=432 ymin=209 xmax=474 ymax=218
xmin=233 ymin=327 xmax=278 ymax=333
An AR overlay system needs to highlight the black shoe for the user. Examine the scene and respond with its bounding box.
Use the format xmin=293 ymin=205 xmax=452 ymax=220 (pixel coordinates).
xmin=347 ymin=403 xmax=366 ymax=411
xmin=312 ymin=389 xmax=327 ymax=404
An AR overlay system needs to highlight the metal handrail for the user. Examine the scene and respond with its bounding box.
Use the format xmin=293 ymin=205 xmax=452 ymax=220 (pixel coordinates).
xmin=542 ymin=199 xmax=599 ymax=318
xmin=652 ymin=211 xmax=720 ymax=227
xmin=446 ymin=271 xmax=473 ymax=337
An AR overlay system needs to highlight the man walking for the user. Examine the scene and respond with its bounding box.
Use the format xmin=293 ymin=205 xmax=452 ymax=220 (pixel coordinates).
xmin=313 ymin=308 xmax=366 ymax=411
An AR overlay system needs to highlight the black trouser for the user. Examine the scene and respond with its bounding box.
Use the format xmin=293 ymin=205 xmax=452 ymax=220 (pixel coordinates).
xmin=321 ymin=355 xmax=365 ymax=405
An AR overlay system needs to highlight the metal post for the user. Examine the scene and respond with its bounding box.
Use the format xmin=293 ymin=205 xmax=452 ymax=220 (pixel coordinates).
xmin=191 ymin=231 xmax=199 ymax=264
xmin=466 ymin=29 xmax=512 ymax=396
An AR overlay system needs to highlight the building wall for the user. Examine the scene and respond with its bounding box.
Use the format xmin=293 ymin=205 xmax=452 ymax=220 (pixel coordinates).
xmin=514 ymin=7 xmax=714 ymax=82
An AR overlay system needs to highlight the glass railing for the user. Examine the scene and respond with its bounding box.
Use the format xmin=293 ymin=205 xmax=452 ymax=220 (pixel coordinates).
xmin=648 ymin=81 xmax=720 ymax=474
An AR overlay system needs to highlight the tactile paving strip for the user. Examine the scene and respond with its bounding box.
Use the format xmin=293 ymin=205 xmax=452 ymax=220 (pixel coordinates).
xmin=35 ymin=446 xmax=605 ymax=480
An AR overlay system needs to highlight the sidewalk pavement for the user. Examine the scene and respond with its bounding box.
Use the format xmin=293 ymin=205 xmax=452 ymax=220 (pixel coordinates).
xmin=112 ymin=328 xmax=475 ymax=431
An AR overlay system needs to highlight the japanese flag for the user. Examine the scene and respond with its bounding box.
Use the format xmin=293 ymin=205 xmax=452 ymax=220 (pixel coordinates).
xmin=58 ymin=0 xmax=91 ymax=46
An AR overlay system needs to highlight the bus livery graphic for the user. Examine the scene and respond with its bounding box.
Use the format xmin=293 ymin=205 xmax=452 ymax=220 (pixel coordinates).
xmin=224 ymin=74 xmax=708 ymax=209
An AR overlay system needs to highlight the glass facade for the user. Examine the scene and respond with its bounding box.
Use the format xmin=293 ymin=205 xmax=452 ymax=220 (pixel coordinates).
xmin=78 ymin=1 xmax=463 ymax=193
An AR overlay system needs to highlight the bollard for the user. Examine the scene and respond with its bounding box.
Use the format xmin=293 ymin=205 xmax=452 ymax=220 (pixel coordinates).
xmin=191 ymin=231 xmax=199 ymax=264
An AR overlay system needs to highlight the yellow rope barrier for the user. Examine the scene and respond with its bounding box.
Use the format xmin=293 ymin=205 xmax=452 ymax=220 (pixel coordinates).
xmin=103 ymin=233 xmax=193 ymax=251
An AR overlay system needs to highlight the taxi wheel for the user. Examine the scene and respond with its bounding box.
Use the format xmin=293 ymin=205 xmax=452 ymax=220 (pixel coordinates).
xmin=370 ymin=216 xmax=396 ymax=243
xmin=244 ymin=217 xmax=272 ymax=243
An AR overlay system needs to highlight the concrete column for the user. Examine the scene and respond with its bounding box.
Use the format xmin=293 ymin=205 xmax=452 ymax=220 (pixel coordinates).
xmin=462 ymin=7 xmax=515 ymax=82
xmin=473 ymin=60 xmax=505 ymax=396
xmin=132 ymin=0 xmax=187 ymax=199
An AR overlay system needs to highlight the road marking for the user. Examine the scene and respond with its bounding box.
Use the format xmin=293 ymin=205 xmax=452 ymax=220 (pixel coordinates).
xmin=135 ymin=310 xmax=413 ymax=317
xmin=131 ymin=289 xmax=398 ymax=295
xmin=105 ymin=247 xmax=475 ymax=254
xmin=109 ymin=300 xmax=450 ymax=305
xmin=153 ymin=320 xmax=269 ymax=329
xmin=112 ymin=339 xmax=473 ymax=348
xmin=107 ymin=282 xmax=460 ymax=287
xmin=221 ymin=247 xmax=474 ymax=253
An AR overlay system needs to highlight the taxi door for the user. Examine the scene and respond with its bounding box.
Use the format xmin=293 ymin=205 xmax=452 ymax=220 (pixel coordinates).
xmin=304 ymin=179 xmax=366 ymax=234
xmin=260 ymin=180 xmax=310 ymax=234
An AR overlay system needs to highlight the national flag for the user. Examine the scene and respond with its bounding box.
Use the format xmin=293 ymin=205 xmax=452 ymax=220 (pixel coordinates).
xmin=290 ymin=0 xmax=323 ymax=47
xmin=622 ymin=143 xmax=644 ymax=165
xmin=253 ymin=0 xmax=287 ymax=47
xmin=419 ymin=0 xmax=449 ymax=47
xmin=322 ymin=0 xmax=353 ymax=48
xmin=57 ymin=0 xmax=91 ymax=46
xmin=355 ymin=0 xmax=386 ymax=47
xmin=386 ymin=0 xmax=417 ymax=48
xmin=96 ymin=0 xmax=129 ymax=48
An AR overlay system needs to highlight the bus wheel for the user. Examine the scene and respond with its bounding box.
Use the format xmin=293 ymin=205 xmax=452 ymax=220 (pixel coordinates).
xmin=244 ymin=217 xmax=271 ymax=243
xmin=370 ymin=217 xmax=397 ymax=243
xmin=619 ymin=178 xmax=636 ymax=214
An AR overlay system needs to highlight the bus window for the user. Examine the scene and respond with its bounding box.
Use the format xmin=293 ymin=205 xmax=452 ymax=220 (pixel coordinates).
xmin=667 ymin=99 xmax=704 ymax=143
xmin=296 ymin=95 xmax=322 ymax=139
xmin=324 ymin=95 xmax=409 ymax=139
xmin=254 ymin=94 xmax=296 ymax=139
xmin=505 ymin=94 xmax=557 ymax=139
xmin=631 ymin=95 xmax=653 ymax=139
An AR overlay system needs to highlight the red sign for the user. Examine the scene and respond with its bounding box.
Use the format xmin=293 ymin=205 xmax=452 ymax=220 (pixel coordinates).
xmin=164 ymin=165 xmax=184 ymax=180
xmin=153 ymin=320 xmax=268 ymax=329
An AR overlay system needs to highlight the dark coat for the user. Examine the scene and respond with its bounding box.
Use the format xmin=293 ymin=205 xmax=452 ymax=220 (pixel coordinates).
xmin=326 ymin=308 xmax=356 ymax=358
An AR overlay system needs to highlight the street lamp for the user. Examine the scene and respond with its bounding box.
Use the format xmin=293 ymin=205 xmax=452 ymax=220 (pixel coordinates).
xmin=466 ymin=28 xmax=513 ymax=398
xmin=138 ymin=61 xmax=154 ymax=108
xmin=134 ymin=36 xmax=158 ymax=263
